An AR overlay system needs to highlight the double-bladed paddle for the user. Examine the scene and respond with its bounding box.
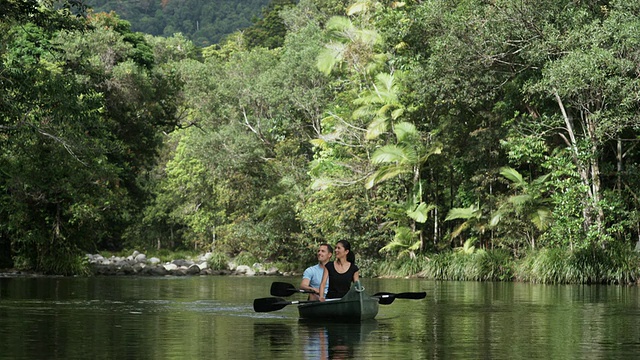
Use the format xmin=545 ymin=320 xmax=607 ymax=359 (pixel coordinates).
xmin=266 ymin=281 xmax=426 ymax=306
xmin=270 ymin=281 xmax=317 ymax=297
xmin=253 ymin=297 xmax=318 ymax=312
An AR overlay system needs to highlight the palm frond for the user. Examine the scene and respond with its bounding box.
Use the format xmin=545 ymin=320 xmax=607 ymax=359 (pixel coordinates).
xmin=365 ymin=117 xmax=389 ymax=139
xmin=407 ymin=202 xmax=435 ymax=223
xmin=500 ymin=166 xmax=525 ymax=188
xmin=445 ymin=205 xmax=480 ymax=221
xmin=508 ymin=194 xmax=532 ymax=207
xmin=365 ymin=165 xmax=409 ymax=189
xmin=393 ymin=121 xmax=416 ymax=142
xmin=370 ymin=144 xmax=413 ymax=164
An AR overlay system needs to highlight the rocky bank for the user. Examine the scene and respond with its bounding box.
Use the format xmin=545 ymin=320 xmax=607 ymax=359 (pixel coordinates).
xmin=86 ymin=251 xmax=283 ymax=276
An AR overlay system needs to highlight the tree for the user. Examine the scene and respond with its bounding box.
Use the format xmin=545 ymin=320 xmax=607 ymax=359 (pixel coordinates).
xmin=0 ymin=8 xmax=180 ymax=273
xmin=490 ymin=167 xmax=552 ymax=250
xmin=445 ymin=204 xmax=488 ymax=249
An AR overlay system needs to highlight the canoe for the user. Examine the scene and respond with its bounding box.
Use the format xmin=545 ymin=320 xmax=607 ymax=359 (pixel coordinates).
xmin=298 ymin=281 xmax=379 ymax=321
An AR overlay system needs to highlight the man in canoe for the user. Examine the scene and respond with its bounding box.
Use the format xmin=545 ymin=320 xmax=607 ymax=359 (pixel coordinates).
xmin=300 ymin=243 xmax=333 ymax=300
xmin=319 ymin=240 xmax=359 ymax=301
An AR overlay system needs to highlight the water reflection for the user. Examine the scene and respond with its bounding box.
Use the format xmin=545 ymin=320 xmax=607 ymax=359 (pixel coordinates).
xmin=253 ymin=319 xmax=378 ymax=359
xmin=254 ymin=322 xmax=295 ymax=348
xmin=301 ymin=320 xmax=378 ymax=359
xmin=5 ymin=277 xmax=640 ymax=359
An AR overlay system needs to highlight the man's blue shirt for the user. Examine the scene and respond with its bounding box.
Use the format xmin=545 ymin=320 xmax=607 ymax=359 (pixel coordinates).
xmin=303 ymin=264 xmax=328 ymax=296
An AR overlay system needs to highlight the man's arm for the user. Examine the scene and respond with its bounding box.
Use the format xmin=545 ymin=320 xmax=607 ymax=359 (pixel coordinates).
xmin=300 ymin=277 xmax=320 ymax=300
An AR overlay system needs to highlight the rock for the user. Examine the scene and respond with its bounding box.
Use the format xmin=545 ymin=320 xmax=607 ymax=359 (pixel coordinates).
xmin=132 ymin=263 xmax=146 ymax=273
xmin=93 ymin=264 xmax=116 ymax=276
xmin=147 ymin=265 xmax=169 ymax=276
xmin=163 ymin=263 xmax=178 ymax=271
xmin=172 ymin=268 xmax=188 ymax=276
xmin=187 ymin=264 xmax=201 ymax=275
xmin=235 ymin=265 xmax=255 ymax=276
xmin=116 ymin=264 xmax=134 ymax=275
xmin=135 ymin=253 xmax=147 ymax=263
xmin=148 ymin=257 xmax=161 ymax=265
xmin=172 ymin=259 xmax=193 ymax=267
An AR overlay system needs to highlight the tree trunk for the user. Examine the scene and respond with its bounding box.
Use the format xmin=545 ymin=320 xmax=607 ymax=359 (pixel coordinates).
xmin=554 ymin=91 xmax=602 ymax=233
xmin=617 ymin=138 xmax=623 ymax=191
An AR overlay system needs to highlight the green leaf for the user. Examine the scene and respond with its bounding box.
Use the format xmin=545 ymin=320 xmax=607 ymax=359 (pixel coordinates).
xmin=500 ymin=166 xmax=525 ymax=187
xmin=407 ymin=202 xmax=434 ymax=223
xmin=445 ymin=205 xmax=480 ymax=221
xmin=365 ymin=165 xmax=408 ymax=189
xmin=393 ymin=121 xmax=416 ymax=142
xmin=371 ymin=145 xmax=410 ymax=164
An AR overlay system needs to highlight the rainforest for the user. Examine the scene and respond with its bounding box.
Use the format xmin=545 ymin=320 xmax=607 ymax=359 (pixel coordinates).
xmin=2 ymin=0 xmax=640 ymax=283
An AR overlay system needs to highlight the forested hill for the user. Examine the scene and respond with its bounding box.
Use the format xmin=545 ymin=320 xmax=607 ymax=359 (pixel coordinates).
xmin=85 ymin=0 xmax=273 ymax=46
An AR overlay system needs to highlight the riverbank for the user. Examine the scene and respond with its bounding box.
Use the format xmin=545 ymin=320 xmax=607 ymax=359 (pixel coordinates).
xmin=86 ymin=251 xmax=288 ymax=276
xmin=0 ymin=251 xmax=290 ymax=278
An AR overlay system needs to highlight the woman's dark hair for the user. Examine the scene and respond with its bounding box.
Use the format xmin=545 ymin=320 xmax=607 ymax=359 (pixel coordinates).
xmin=337 ymin=240 xmax=355 ymax=264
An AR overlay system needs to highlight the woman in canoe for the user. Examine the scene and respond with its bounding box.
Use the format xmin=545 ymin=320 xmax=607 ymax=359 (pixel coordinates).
xmin=318 ymin=240 xmax=359 ymax=301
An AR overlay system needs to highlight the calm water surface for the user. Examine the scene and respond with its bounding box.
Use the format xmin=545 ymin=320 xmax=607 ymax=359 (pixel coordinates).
xmin=1 ymin=276 xmax=639 ymax=359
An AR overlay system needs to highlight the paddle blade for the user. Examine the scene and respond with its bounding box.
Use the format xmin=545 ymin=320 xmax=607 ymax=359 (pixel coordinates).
xmin=253 ymin=297 xmax=288 ymax=312
xmin=373 ymin=291 xmax=427 ymax=305
xmin=373 ymin=292 xmax=396 ymax=305
xmin=396 ymin=292 xmax=427 ymax=300
xmin=270 ymin=282 xmax=298 ymax=297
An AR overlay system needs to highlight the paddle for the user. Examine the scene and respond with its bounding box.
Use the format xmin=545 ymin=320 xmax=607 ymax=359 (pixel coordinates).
xmin=253 ymin=297 xmax=318 ymax=312
xmin=270 ymin=282 xmax=317 ymax=297
xmin=268 ymin=282 xmax=426 ymax=305
xmin=373 ymin=291 xmax=427 ymax=305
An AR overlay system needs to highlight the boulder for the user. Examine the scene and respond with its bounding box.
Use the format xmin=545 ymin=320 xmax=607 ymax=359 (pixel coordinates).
xmin=147 ymin=265 xmax=169 ymax=276
xmin=172 ymin=268 xmax=188 ymax=276
xmin=172 ymin=259 xmax=193 ymax=267
xmin=187 ymin=264 xmax=201 ymax=275
xmin=134 ymin=253 xmax=147 ymax=263
xmin=132 ymin=263 xmax=146 ymax=273
xmin=235 ymin=265 xmax=255 ymax=276
xmin=163 ymin=263 xmax=178 ymax=271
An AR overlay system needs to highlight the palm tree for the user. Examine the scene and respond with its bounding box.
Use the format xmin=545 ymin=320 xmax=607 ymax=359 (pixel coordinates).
xmin=445 ymin=204 xmax=488 ymax=248
xmin=490 ymin=167 xmax=552 ymax=249
xmin=316 ymin=16 xmax=383 ymax=76
xmin=366 ymin=121 xmax=441 ymax=252
xmin=353 ymin=72 xmax=405 ymax=140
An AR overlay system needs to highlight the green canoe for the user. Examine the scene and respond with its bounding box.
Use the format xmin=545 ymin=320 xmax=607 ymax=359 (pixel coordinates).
xmin=298 ymin=281 xmax=379 ymax=321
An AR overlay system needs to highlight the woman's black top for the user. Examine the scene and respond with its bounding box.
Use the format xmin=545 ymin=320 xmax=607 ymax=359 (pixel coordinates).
xmin=325 ymin=261 xmax=359 ymax=299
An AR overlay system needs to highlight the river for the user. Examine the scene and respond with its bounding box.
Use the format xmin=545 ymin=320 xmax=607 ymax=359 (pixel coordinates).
xmin=1 ymin=276 xmax=639 ymax=359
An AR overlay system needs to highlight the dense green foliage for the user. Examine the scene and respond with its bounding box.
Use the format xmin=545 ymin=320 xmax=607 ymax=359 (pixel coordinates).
xmin=85 ymin=0 xmax=273 ymax=46
xmin=3 ymin=0 xmax=640 ymax=283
